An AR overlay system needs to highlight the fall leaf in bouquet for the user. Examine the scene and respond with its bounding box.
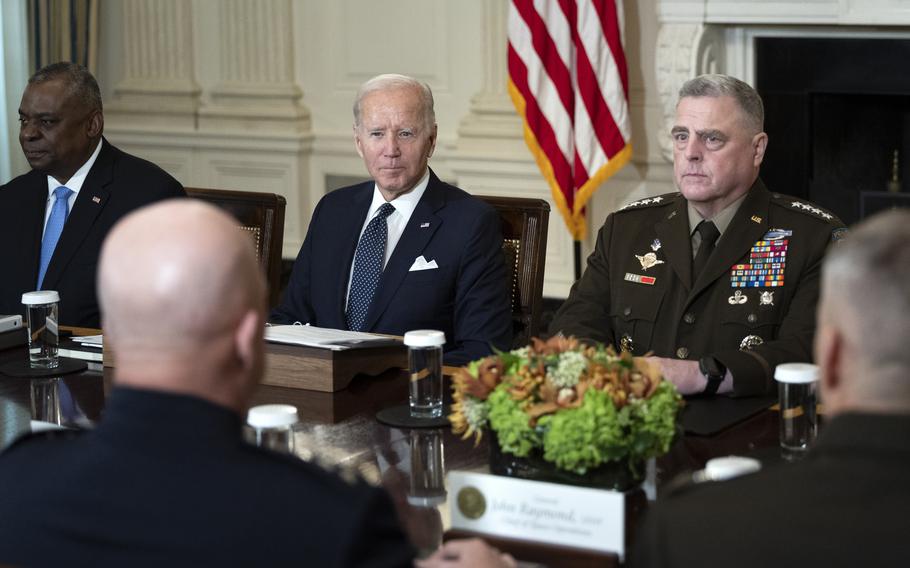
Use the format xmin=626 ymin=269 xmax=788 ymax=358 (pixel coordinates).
xmin=454 ymin=356 xmax=504 ymax=400
xmin=530 ymin=335 xmax=579 ymax=355
xmin=509 ymin=361 xmax=546 ymax=401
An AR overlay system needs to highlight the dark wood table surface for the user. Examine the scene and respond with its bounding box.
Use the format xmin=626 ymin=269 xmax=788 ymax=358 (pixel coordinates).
xmin=0 ymin=343 xmax=785 ymax=567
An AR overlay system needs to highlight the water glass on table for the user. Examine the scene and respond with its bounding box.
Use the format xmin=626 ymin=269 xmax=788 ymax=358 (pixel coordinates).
xmin=246 ymin=404 xmax=299 ymax=455
xmin=22 ymin=291 xmax=60 ymax=369
xmin=405 ymin=330 xmax=445 ymax=419
xmin=774 ymin=363 xmax=819 ymax=461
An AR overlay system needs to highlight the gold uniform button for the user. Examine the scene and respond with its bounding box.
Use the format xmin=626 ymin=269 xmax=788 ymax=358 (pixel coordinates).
xmin=683 ymin=313 xmax=696 ymax=324
xmin=623 ymin=306 xmax=632 ymax=317
xmin=676 ymin=347 xmax=689 ymax=359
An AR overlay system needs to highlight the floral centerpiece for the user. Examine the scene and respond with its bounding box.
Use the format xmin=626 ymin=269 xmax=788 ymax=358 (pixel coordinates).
xmin=449 ymin=336 xmax=682 ymax=489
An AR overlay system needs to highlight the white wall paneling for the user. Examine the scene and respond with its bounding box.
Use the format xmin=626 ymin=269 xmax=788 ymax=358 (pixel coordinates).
xmin=97 ymin=0 xmax=672 ymax=298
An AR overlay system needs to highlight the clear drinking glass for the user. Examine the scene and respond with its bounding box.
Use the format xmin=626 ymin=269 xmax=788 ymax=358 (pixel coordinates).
xmin=30 ymin=378 xmax=63 ymax=425
xmin=408 ymin=429 xmax=446 ymax=506
xmin=22 ymin=291 xmax=60 ymax=369
xmin=405 ymin=330 xmax=446 ymax=419
xmin=775 ymin=363 xmax=819 ymax=461
xmin=246 ymin=404 xmax=298 ymax=454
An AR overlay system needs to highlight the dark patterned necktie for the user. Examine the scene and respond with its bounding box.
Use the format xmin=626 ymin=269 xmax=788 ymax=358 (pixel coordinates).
xmin=346 ymin=203 xmax=396 ymax=331
xmin=692 ymin=220 xmax=720 ymax=280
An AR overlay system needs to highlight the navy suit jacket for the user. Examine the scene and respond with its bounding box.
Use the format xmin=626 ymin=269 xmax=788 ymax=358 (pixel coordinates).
xmin=271 ymin=171 xmax=512 ymax=365
xmin=0 ymin=139 xmax=185 ymax=327
xmin=0 ymin=388 xmax=414 ymax=567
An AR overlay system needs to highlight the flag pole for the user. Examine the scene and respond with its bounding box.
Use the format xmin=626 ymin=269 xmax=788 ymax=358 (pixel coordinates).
xmin=573 ymin=241 xmax=582 ymax=281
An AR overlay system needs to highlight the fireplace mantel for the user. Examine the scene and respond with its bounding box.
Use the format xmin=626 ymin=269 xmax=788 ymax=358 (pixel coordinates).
xmin=653 ymin=0 xmax=910 ymax=161
xmin=658 ymin=0 xmax=910 ymax=26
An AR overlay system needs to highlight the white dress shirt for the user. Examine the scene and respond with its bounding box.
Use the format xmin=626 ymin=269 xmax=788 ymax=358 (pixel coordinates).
xmin=41 ymin=139 xmax=104 ymax=238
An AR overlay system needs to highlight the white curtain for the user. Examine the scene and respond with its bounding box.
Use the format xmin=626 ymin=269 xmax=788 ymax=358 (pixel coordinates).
xmin=0 ymin=0 xmax=29 ymax=183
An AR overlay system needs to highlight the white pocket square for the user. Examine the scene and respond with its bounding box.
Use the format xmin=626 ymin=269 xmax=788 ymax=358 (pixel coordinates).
xmin=409 ymin=255 xmax=439 ymax=271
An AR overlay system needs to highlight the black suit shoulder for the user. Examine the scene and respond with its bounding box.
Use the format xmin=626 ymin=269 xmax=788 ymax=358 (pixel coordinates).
xmin=102 ymin=141 xmax=185 ymax=198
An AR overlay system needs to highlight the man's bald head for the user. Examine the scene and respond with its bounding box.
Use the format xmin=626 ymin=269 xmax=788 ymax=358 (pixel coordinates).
xmin=98 ymin=200 xmax=266 ymax=410
xmin=817 ymin=210 xmax=910 ymax=414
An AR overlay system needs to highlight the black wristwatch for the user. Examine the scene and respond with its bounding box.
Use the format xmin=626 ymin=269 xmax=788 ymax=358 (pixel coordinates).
xmin=699 ymin=356 xmax=727 ymax=395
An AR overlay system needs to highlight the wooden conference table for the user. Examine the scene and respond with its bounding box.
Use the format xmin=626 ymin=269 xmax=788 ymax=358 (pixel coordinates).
xmin=0 ymin=339 xmax=783 ymax=567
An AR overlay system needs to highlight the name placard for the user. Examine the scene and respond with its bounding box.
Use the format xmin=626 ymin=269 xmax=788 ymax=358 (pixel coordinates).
xmin=447 ymin=471 xmax=626 ymax=557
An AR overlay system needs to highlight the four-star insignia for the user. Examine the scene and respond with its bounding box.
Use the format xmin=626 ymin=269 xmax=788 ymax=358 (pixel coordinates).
xmin=790 ymin=200 xmax=833 ymax=220
xmin=619 ymin=194 xmax=669 ymax=211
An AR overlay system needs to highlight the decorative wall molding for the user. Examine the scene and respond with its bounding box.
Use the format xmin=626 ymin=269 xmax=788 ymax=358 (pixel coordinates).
xmin=199 ymin=0 xmax=310 ymax=132
xmin=106 ymin=0 xmax=200 ymax=128
xmin=654 ymin=23 xmax=724 ymax=163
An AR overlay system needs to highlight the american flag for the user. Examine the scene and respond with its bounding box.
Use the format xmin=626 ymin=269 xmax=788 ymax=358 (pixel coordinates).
xmin=508 ymin=0 xmax=632 ymax=240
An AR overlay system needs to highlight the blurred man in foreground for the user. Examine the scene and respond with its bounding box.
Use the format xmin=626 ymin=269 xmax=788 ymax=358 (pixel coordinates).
xmin=632 ymin=210 xmax=910 ymax=567
xmin=0 ymin=201 xmax=412 ymax=566
xmin=550 ymin=74 xmax=845 ymax=397
xmin=0 ymin=62 xmax=184 ymax=327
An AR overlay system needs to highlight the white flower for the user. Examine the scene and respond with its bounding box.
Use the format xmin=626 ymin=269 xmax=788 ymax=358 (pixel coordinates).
xmin=462 ymin=397 xmax=489 ymax=431
xmin=510 ymin=346 xmax=530 ymax=359
xmin=548 ymin=350 xmax=587 ymax=388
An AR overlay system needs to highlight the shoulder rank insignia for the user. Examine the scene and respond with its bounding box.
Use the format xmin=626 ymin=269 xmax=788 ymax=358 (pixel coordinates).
xmin=788 ymin=200 xmax=834 ymax=221
xmin=618 ymin=193 xmax=675 ymax=211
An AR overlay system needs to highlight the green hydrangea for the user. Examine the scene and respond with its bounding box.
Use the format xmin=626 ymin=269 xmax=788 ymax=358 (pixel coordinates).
xmin=486 ymin=385 xmax=539 ymax=457
xmin=538 ymin=383 xmax=682 ymax=475
xmin=624 ymin=381 xmax=681 ymax=460
xmin=538 ymin=389 xmax=628 ymax=474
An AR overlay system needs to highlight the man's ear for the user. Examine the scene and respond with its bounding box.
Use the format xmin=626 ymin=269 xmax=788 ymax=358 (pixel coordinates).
xmin=234 ymin=308 xmax=263 ymax=376
xmin=353 ymin=125 xmax=365 ymax=159
xmin=752 ymin=132 xmax=768 ymax=167
xmin=426 ymin=123 xmax=438 ymax=160
xmin=86 ymin=109 xmax=103 ymax=138
xmin=817 ymin=326 xmax=844 ymax=405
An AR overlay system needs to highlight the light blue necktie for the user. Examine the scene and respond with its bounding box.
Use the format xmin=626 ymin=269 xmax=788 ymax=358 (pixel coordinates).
xmin=346 ymin=203 xmax=396 ymax=331
xmin=37 ymin=186 xmax=74 ymax=289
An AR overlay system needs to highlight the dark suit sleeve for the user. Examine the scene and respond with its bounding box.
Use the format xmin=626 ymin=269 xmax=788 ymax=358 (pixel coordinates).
xmin=269 ymin=200 xmax=322 ymax=324
xmin=445 ymin=205 xmax=512 ymax=365
xmin=630 ymin=508 xmax=670 ymax=568
xmin=342 ymin=487 xmax=414 ymax=568
xmin=548 ymin=214 xmax=617 ymax=346
xmin=713 ymin=220 xmax=844 ymax=397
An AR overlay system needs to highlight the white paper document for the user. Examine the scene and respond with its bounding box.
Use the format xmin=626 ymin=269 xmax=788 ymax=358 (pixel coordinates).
xmin=74 ymin=335 xmax=103 ymax=348
xmin=264 ymin=325 xmax=400 ymax=350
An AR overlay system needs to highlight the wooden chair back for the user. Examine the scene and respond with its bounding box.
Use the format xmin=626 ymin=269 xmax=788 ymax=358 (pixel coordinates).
xmin=185 ymin=188 xmax=286 ymax=308
xmin=477 ymin=196 xmax=550 ymax=348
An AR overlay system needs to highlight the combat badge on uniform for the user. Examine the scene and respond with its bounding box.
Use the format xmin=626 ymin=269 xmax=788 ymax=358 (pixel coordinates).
xmin=730 ymin=232 xmax=789 ymax=288
xmin=635 ymin=252 xmax=664 ymax=271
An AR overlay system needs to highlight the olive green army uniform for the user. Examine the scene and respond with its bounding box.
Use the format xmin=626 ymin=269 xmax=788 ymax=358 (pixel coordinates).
xmin=550 ymin=180 xmax=846 ymax=396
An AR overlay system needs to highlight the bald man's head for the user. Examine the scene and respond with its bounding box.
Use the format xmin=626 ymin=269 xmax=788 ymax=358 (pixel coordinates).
xmin=817 ymin=209 xmax=910 ymax=414
xmin=98 ymin=200 xmax=266 ymax=410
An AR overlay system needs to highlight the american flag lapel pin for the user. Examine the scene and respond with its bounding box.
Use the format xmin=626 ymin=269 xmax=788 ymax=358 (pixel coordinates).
xmin=92 ymin=196 xmax=101 ymax=204
xmin=420 ymin=222 xmax=430 ymax=228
